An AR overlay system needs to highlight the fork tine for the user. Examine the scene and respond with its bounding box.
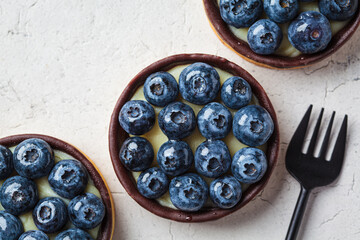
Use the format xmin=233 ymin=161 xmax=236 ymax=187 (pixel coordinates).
xmin=307 ymin=108 xmax=324 ymax=155
xmin=329 ymin=115 xmax=348 ymax=172
xmin=288 ymin=105 xmax=313 ymax=151
xmin=319 ymin=111 xmax=335 ymax=159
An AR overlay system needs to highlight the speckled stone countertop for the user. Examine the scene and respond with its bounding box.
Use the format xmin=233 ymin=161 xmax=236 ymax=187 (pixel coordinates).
xmin=0 ymin=1 xmax=359 ymax=239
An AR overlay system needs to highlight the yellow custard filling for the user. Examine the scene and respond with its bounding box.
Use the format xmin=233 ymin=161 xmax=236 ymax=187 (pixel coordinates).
xmin=216 ymin=0 xmax=349 ymax=57
xmin=130 ymin=64 xmax=267 ymax=209
xmin=0 ymin=148 xmax=101 ymax=240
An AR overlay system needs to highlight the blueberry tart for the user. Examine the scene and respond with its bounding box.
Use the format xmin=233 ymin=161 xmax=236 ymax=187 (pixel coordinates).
xmin=110 ymin=54 xmax=279 ymax=222
xmin=0 ymin=134 xmax=115 ymax=239
xmin=203 ymin=0 xmax=360 ymax=68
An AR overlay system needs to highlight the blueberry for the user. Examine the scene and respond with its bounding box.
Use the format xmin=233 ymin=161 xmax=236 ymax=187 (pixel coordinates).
xmin=13 ymin=138 xmax=54 ymax=179
xmin=233 ymin=105 xmax=274 ymax=147
xmin=194 ymin=140 xmax=231 ymax=178
xmin=137 ymin=167 xmax=169 ymax=199
xmin=219 ymin=0 xmax=263 ymax=28
xmin=319 ymin=0 xmax=358 ymax=21
xmin=288 ymin=11 xmax=332 ymax=54
xmin=179 ymin=62 xmax=220 ymax=105
xmin=209 ymin=175 xmax=242 ymax=209
xmin=221 ymin=76 xmax=252 ymax=110
xmin=232 ymin=147 xmax=267 ymax=184
xmin=19 ymin=230 xmax=49 ymax=240
xmin=48 ymin=159 xmax=89 ymax=199
xmin=247 ymin=19 xmax=283 ymax=55
xmin=0 ymin=145 xmax=13 ymax=180
xmin=158 ymin=102 xmax=196 ymax=139
xmin=0 ymin=176 xmax=39 ymax=215
xmin=157 ymin=140 xmax=194 ymax=176
xmin=197 ymin=102 xmax=232 ymax=140
xmin=0 ymin=211 xmax=24 ymax=240
xmin=119 ymin=137 xmax=154 ymax=171
xmin=55 ymin=228 xmax=93 ymax=240
xmin=169 ymin=173 xmax=208 ymax=212
xmin=143 ymin=72 xmax=179 ymax=107
xmin=119 ymin=100 xmax=155 ymax=135
xmin=264 ymin=0 xmax=299 ymax=24
xmin=33 ymin=197 xmax=68 ymax=233
xmin=68 ymin=193 xmax=105 ymax=230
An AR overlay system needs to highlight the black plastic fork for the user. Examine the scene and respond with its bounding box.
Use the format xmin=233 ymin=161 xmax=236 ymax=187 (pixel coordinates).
xmin=285 ymin=105 xmax=348 ymax=240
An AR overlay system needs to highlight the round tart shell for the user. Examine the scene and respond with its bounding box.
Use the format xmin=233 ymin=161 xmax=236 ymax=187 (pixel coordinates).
xmin=203 ymin=0 xmax=360 ymax=69
xmin=0 ymin=134 xmax=115 ymax=240
xmin=109 ymin=53 xmax=280 ymax=222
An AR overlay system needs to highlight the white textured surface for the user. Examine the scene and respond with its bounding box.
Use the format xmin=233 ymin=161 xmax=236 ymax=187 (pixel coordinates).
xmin=0 ymin=1 xmax=359 ymax=240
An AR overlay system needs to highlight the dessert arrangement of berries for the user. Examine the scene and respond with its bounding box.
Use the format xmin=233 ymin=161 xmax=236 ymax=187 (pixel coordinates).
xmin=203 ymin=0 xmax=360 ymax=68
xmin=0 ymin=135 xmax=113 ymax=240
xmin=110 ymin=54 xmax=279 ymax=221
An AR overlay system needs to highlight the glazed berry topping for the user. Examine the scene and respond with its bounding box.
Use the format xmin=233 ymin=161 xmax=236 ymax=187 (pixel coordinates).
xmin=197 ymin=102 xmax=232 ymax=140
xmin=0 ymin=145 xmax=13 ymax=180
xmin=19 ymin=230 xmax=49 ymax=240
xmin=119 ymin=137 xmax=154 ymax=171
xmin=247 ymin=19 xmax=283 ymax=55
xmin=231 ymin=147 xmax=268 ymax=184
xmin=219 ymin=0 xmax=263 ymax=28
xmin=157 ymin=140 xmax=194 ymax=176
xmin=0 ymin=211 xmax=24 ymax=240
xmin=143 ymin=71 xmax=179 ymax=107
xmin=288 ymin=11 xmax=332 ymax=54
xmin=233 ymin=105 xmax=274 ymax=147
xmin=169 ymin=173 xmax=208 ymax=212
xmin=264 ymin=0 xmax=299 ymax=23
xmin=210 ymin=175 xmax=242 ymax=209
xmin=68 ymin=193 xmax=105 ymax=230
xmin=195 ymin=140 xmax=231 ymax=178
xmin=179 ymin=62 xmax=220 ymax=105
xmin=319 ymin=0 xmax=358 ymax=21
xmin=221 ymin=76 xmax=252 ymax=109
xmin=48 ymin=159 xmax=89 ymax=199
xmin=0 ymin=176 xmax=39 ymax=215
xmin=13 ymin=138 xmax=55 ymax=179
xmin=33 ymin=197 xmax=68 ymax=233
xmin=55 ymin=228 xmax=94 ymax=240
xmin=119 ymin=100 xmax=155 ymax=135
xmin=137 ymin=167 xmax=169 ymax=199
xmin=158 ymin=102 xmax=196 ymax=139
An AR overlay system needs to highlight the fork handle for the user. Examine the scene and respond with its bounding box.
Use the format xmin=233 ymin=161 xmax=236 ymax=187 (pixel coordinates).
xmin=285 ymin=185 xmax=311 ymax=240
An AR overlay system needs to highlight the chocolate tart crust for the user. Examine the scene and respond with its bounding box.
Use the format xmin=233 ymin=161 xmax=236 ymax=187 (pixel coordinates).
xmin=109 ymin=53 xmax=280 ymax=222
xmin=203 ymin=0 xmax=360 ymax=69
xmin=0 ymin=134 xmax=114 ymax=240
